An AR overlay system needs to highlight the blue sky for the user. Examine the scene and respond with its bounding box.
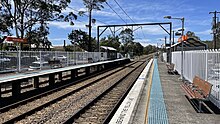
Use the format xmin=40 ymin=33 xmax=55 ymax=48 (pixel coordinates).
xmin=48 ymin=0 xmax=220 ymax=47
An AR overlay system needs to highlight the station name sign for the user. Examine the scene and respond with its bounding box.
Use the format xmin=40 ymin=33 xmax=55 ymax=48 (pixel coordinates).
xmin=6 ymin=36 xmax=27 ymax=43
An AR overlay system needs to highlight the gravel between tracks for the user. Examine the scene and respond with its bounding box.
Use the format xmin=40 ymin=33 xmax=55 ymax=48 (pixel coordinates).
xmin=73 ymin=61 xmax=147 ymax=124
xmin=0 ymin=61 xmax=138 ymax=123
xmin=15 ymin=61 xmax=143 ymax=124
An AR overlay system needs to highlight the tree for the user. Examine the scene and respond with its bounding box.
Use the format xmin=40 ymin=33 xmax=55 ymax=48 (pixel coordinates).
xmin=186 ymin=31 xmax=200 ymax=41
xmin=134 ymin=42 xmax=144 ymax=55
xmin=68 ymin=29 xmax=96 ymax=51
xmin=25 ymin=22 xmax=50 ymax=50
xmin=125 ymin=41 xmax=143 ymax=56
xmin=119 ymin=28 xmax=134 ymax=54
xmin=119 ymin=28 xmax=134 ymax=43
xmin=0 ymin=14 xmax=12 ymax=35
xmin=202 ymin=40 xmax=213 ymax=49
xmin=80 ymin=0 xmax=106 ymax=52
xmin=143 ymin=45 xmax=157 ymax=55
xmin=0 ymin=0 xmax=77 ymax=50
xmin=100 ymin=35 xmax=121 ymax=50
xmin=216 ymin=22 xmax=220 ymax=48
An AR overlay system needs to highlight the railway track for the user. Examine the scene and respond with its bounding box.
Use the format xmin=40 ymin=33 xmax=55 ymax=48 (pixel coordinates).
xmin=0 ymin=61 xmax=135 ymax=111
xmin=67 ymin=59 xmax=148 ymax=124
xmin=0 ymin=56 xmax=152 ymax=124
xmin=0 ymin=59 xmax=139 ymax=123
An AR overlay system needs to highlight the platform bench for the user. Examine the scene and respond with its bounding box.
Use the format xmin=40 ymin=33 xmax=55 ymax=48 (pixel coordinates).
xmin=166 ymin=63 xmax=175 ymax=74
xmin=48 ymin=59 xmax=62 ymax=69
xmin=180 ymin=76 xmax=213 ymax=112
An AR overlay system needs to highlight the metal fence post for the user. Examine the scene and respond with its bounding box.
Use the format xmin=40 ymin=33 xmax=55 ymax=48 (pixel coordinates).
xmin=191 ymin=51 xmax=193 ymax=81
xmin=205 ymin=50 xmax=208 ymax=81
xmin=18 ymin=50 xmax=21 ymax=72
xmin=40 ymin=51 xmax=42 ymax=70
xmin=67 ymin=52 xmax=69 ymax=66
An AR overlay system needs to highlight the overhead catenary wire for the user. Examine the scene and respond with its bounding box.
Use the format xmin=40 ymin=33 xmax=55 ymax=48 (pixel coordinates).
xmin=105 ymin=2 xmax=127 ymax=25
xmin=113 ymin=0 xmax=135 ymax=24
xmin=67 ymin=6 xmax=108 ymax=25
xmin=112 ymin=0 xmax=147 ymax=42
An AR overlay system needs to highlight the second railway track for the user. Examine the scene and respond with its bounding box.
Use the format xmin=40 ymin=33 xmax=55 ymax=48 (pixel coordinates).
xmin=0 ymin=56 xmax=152 ymax=124
xmin=66 ymin=58 xmax=149 ymax=124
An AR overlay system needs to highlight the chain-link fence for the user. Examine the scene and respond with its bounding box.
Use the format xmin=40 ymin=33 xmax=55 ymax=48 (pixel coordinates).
xmin=0 ymin=51 xmax=108 ymax=73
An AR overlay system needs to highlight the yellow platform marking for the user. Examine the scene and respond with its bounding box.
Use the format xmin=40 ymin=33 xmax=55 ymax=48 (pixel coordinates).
xmin=144 ymin=60 xmax=154 ymax=124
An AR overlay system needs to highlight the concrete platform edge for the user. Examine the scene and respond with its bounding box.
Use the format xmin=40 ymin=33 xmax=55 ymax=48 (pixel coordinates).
xmin=109 ymin=59 xmax=153 ymax=124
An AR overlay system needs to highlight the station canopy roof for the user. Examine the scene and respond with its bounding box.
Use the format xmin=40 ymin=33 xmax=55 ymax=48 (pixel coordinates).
xmin=169 ymin=37 xmax=207 ymax=50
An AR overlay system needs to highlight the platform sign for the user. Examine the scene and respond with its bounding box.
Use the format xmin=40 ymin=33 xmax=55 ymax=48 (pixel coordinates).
xmin=178 ymin=35 xmax=188 ymax=43
xmin=6 ymin=36 xmax=27 ymax=43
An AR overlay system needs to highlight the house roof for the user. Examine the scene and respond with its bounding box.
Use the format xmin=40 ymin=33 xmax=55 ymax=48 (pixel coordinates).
xmin=100 ymin=46 xmax=117 ymax=51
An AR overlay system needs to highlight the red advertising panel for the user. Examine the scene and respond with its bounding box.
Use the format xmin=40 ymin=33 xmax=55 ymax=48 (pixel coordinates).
xmin=6 ymin=36 xmax=27 ymax=43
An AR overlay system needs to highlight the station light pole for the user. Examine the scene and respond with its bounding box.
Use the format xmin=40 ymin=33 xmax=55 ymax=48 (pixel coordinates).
xmin=164 ymin=16 xmax=185 ymax=81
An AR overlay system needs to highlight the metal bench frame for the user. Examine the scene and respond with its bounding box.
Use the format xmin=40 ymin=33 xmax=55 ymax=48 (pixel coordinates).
xmin=180 ymin=76 xmax=213 ymax=112
xmin=166 ymin=63 xmax=175 ymax=74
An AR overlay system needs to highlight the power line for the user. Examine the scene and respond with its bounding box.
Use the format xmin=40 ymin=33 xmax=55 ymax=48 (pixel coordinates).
xmin=105 ymin=2 xmax=127 ymax=24
xmin=113 ymin=0 xmax=135 ymax=24
xmin=112 ymin=0 xmax=147 ymax=41
xmin=108 ymin=1 xmax=141 ymax=39
xmin=59 ymin=12 xmax=87 ymax=26
xmin=67 ymin=6 xmax=108 ymax=25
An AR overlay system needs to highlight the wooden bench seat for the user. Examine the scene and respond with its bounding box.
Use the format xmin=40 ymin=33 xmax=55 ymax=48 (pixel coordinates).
xmin=166 ymin=63 xmax=176 ymax=74
xmin=180 ymin=76 xmax=213 ymax=112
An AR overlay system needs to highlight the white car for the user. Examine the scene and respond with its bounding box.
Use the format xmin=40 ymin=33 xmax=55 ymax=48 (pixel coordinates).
xmin=29 ymin=61 xmax=49 ymax=70
xmin=0 ymin=58 xmax=11 ymax=62
xmin=54 ymin=55 xmax=67 ymax=61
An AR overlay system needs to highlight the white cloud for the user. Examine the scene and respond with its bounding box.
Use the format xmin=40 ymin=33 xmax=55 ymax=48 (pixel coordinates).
xmin=49 ymin=21 xmax=73 ymax=29
xmin=196 ymin=29 xmax=212 ymax=35
xmin=49 ymin=38 xmax=66 ymax=41
xmin=79 ymin=8 xmax=87 ymax=12
xmin=134 ymin=39 xmax=153 ymax=47
xmin=93 ymin=11 xmax=116 ymax=18
xmin=62 ymin=7 xmax=74 ymax=13
xmin=138 ymin=26 xmax=167 ymax=35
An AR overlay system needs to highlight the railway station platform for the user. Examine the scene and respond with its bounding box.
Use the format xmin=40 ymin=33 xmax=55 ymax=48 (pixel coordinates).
xmin=0 ymin=58 xmax=130 ymax=100
xmin=110 ymin=58 xmax=220 ymax=124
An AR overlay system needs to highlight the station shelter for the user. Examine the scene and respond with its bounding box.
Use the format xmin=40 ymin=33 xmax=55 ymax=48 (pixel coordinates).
xmin=166 ymin=37 xmax=207 ymax=63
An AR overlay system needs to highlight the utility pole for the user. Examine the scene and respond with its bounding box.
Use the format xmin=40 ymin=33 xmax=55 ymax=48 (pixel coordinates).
xmin=88 ymin=8 xmax=92 ymax=52
xmin=165 ymin=36 xmax=167 ymax=50
xmin=209 ymin=11 xmax=220 ymax=49
xmin=173 ymin=30 xmax=175 ymax=45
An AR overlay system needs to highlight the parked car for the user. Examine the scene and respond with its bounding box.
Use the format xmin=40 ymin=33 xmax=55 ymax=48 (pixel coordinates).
xmin=53 ymin=55 xmax=67 ymax=61
xmin=29 ymin=61 xmax=49 ymax=70
xmin=0 ymin=57 xmax=11 ymax=63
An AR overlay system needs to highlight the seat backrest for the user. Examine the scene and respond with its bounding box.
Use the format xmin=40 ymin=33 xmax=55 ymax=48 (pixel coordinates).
xmin=193 ymin=76 xmax=213 ymax=98
xmin=170 ymin=63 xmax=174 ymax=69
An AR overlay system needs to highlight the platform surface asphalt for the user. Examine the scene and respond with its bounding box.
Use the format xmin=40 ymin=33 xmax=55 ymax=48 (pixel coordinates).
xmin=131 ymin=58 xmax=220 ymax=124
xmin=158 ymin=59 xmax=220 ymax=124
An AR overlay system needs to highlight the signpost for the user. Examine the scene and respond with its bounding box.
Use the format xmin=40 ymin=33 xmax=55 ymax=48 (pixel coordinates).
xmin=5 ymin=36 xmax=27 ymax=72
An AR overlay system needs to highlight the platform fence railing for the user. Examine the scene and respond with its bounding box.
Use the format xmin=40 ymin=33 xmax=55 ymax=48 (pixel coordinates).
xmin=172 ymin=49 xmax=220 ymax=108
xmin=0 ymin=50 xmax=108 ymax=73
